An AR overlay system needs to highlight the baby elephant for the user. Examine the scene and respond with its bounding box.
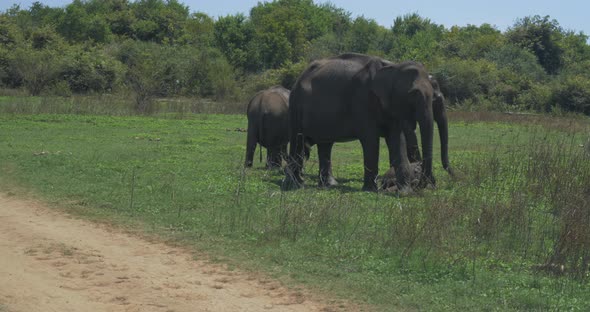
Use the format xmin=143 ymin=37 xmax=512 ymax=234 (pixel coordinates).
xmin=245 ymin=86 xmax=290 ymax=169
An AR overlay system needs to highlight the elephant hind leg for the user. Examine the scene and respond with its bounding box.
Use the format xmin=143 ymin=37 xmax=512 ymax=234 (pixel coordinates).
xmin=318 ymin=143 xmax=338 ymax=188
xmin=245 ymin=121 xmax=257 ymax=167
xmin=280 ymin=144 xmax=288 ymax=165
xmin=266 ymin=147 xmax=282 ymax=169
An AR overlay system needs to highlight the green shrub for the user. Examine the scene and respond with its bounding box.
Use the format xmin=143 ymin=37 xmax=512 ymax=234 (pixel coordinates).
xmin=551 ymin=75 xmax=590 ymax=114
xmin=0 ymin=15 xmax=23 ymax=47
xmin=184 ymin=47 xmax=239 ymax=100
xmin=433 ymin=58 xmax=499 ymax=103
xmin=11 ymin=47 xmax=63 ymax=95
xmin=49 ymin=80 xmax=72 ymax=97
xmin=60 ymin=45 xmax=124 ymax=93
xmin=484 ymin=44 xmax=546 ymax=81
xmin=31 ymin=25 xmax=65 ymax=50
xmin=515 ymin=82 xmax=553 ymax=112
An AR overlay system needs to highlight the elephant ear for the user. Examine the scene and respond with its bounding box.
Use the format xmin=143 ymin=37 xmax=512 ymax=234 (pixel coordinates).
xmin=371 ymin=65 xmax=396 ymax=110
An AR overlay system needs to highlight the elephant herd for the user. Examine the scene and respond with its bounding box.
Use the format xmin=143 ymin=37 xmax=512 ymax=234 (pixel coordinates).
xmin=245 ymin=53 xmax=452 ymax=192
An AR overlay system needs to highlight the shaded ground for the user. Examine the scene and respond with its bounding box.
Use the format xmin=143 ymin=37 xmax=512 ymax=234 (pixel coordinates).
xmin=0 ymin=193 xmax=350 ymax=312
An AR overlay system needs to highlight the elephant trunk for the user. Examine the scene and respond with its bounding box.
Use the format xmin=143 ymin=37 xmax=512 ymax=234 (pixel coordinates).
xmin=433 ymin=98 xmax=452 ymax=176
xmin=417 ymin=98 xmax=435 ymax=186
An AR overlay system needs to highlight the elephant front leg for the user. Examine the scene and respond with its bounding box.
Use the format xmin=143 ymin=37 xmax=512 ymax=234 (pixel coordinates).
xmin=360 ymin=136 xmax=380 ymax=192
xmin=266 ymin=147 xmax=282 ymax=169
xmin=317 ymin=143 xmax=338 ymax=188
xmin=387 ymin=125 xmax=412 ymax=192
xmin=403 ymin=121 xmax=422 ymax=163
xmin=282 ymin=133 xmax=305 ymax=190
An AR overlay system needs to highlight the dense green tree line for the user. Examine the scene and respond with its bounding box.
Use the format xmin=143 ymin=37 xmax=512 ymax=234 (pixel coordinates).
xmin=1 ymin=0 xmax=590 ymax=114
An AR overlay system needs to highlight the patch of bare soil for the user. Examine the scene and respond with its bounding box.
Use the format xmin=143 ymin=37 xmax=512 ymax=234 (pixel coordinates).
xmin=0 ymin=193 xmax=353 ymax=312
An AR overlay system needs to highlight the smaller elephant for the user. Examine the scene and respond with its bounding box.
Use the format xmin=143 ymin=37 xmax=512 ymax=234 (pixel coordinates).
xmin=245 ymin=86 xmax=290 ymax=169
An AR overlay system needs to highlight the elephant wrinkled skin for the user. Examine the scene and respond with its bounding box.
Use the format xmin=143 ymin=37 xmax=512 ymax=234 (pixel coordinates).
xmin=283 ymin=53 xmax=436 ymax=191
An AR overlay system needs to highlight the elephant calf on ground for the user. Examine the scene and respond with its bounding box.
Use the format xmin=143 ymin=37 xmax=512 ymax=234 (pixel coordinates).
xmin=245 ymin=86 xmax=290 ymax=169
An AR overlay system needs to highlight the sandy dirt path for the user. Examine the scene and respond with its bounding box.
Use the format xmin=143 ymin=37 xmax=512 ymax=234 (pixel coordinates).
xmin=0 ymin=193 xmax=348 ymax=312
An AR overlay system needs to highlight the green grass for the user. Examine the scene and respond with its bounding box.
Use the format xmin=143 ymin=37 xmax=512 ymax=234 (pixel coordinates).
xmin=1 ymin=111 xmax=589 ymax=311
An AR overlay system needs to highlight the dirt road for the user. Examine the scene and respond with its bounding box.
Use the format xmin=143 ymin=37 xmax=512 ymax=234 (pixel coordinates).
xmin=0 ymin=193 xmax=346 ymax=312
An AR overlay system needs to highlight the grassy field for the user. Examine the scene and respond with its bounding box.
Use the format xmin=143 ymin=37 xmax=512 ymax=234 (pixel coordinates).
xmin=1 ymin=109 xmax=589 ymax=311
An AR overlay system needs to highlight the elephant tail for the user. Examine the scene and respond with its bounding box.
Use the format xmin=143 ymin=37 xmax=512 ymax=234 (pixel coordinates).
xmin=259 ymin=107 xmax=265 ymax=164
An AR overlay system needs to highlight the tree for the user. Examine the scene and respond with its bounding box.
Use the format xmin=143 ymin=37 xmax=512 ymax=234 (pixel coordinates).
xmin=389 ymin=13 xmax=445 ymax=63
xmin=442 ymin=24 xmax=504 ymax=59
xmin=129 ymin=0 xmax=189 ymax=44
xmin=57 ymin=0 xmax=112 ymax=43
xmin=213 ymin=14 xmax=255 ymax=70
xmin=182 ymin=12 xmax=214 ymax=47
xmin=506 ymin=15 xmax=564 ymax=74
xmin=344 ymin=16 xmax=381 ymax=54
xmin=250 ymin=0 xmax=307 ymax=68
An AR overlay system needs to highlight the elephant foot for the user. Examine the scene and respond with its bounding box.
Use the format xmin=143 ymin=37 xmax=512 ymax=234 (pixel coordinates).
xmin=361 ymin=181 xmax=378 ymax=192
xmin=244 ymin=161 xmax=253 ymax=168
xmin=282 ymin=169 xmax=304 ymax=191
xmin=417 ymin=173 xmax=436 ymax=189
xmin=444 ymin=166 xmax=455 ymax=177
xmin=318 ymin=175 xmax=338 ymax=188
xmin=266 ymin=162 xmax=282 ymax=170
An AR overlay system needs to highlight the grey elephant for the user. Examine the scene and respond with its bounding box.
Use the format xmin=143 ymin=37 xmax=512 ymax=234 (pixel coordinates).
xmin=403 ymin=76 xmax=451 ymax=171
xmin=245 ymin=86 xmax=290 ymax=169
xmin=283 ymin=53 xmax=436 ymax=191
xmin=381 ymin=76 xmax=453 ymax=189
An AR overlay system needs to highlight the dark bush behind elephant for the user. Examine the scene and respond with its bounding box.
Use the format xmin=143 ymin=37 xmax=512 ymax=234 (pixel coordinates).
xmin=283 ymin=53 xmax=436 ymax=191
xmin=245 ymin=86 xmax=290 ymax=169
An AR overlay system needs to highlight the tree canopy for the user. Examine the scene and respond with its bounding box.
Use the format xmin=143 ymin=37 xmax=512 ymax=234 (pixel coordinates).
xmin=1 ymin=0 xmax=589 ymax=115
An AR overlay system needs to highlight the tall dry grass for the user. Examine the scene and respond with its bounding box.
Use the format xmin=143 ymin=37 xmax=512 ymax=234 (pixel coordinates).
xmin=0 ymin=95 xmax=246 ymax=116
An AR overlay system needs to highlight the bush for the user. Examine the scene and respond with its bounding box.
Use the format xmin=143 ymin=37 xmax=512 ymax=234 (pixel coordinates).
xmin=484 ymin=44 xmax=546 ymax=81
xmin=11 ymin=47 xmax=63 ymax=95
xmin=240 ymin=61 xmax=307 ymax=102
xmin=515 ymin=82 xmax=553 ymax=112
xmin=60 ymin=45 xmax=125 ymax=93
xmin=49 ymin=80 xmax=72 ymax=97
xmin=432 ymin=58 xmax=499 ymax=104
xmin=184 ymin=47 xmax=239 ymax=100
xmin=551 ymin=75 xmax=590 ymax=114
xmin=113 ymin=41 xmax=240 ymax=112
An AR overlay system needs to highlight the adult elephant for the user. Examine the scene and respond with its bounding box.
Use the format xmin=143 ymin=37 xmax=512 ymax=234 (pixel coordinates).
xmin=398 ymin=76 xmax=452 ymax=172
xmin=245 ymin=86 xmax=290 ymax=169
xmin=283 ymin=53 xmax=436 ymax=191
xmin=381 ymin=76 xmax=453 ymax=190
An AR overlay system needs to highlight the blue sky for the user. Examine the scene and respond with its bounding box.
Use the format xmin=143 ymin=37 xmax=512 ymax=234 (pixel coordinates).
xmin=2 ymin=0 xmax=589 ymax=35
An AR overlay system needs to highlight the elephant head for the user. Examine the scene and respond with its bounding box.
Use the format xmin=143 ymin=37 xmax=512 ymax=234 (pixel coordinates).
xmin=371 ymin=61 xmax=436 ymax=187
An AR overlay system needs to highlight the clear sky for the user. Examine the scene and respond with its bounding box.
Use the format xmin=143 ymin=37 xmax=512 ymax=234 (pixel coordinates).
xmin=2 ymin=0 xmax=589 ymax=35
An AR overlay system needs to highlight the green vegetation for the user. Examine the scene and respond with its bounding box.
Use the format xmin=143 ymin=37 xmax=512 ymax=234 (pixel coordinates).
xmin=1 ymin=0 xmax=590 ymax=310
xmin=1 ymin=0 xmax=590 ymax=115
xmin=1 ymin=112 xmax=589 ymax=310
